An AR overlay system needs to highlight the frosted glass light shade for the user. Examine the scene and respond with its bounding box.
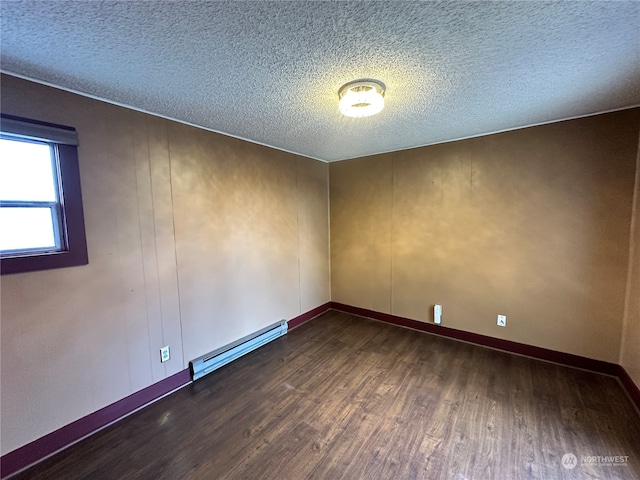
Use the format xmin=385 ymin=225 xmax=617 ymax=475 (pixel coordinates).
xmin=338 ymin=80 xmax=385 ymax=118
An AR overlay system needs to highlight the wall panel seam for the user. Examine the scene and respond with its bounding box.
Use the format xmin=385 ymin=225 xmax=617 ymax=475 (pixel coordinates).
xmin=619 ymin=125 xmax=640 ymax=364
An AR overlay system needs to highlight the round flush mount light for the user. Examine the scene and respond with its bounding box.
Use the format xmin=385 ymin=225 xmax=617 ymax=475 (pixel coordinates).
xmin=338 ymin=79 xmax=386 ymax=118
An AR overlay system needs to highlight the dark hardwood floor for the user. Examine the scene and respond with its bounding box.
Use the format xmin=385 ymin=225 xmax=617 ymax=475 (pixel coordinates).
xmin=11 ymin=311 xmax=640 ymax=480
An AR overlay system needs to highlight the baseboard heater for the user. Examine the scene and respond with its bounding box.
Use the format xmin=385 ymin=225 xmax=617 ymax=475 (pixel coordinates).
xmin=189 ymin=320 xmax=288 ymax=381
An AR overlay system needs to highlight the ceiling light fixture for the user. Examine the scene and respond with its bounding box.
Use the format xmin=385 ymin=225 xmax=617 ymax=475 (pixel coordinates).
xmin=338 ymin=79 xmax=386 ymax=118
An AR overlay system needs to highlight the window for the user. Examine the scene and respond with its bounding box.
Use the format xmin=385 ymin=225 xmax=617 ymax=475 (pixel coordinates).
xmin=0 ymin=114 xmax=88 ymax=274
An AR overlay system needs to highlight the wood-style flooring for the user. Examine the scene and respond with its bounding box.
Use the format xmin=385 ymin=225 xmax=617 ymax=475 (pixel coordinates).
xmin=11 ymin=310 xmax=640 ymax=480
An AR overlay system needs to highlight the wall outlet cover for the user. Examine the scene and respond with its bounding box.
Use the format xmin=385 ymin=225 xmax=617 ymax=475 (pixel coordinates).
xmin=434 ymin=304 xmax=442 ymax=324
xmin=160 ymin=346 xmax=170 ymax=363
xmin=497 ymin=315 xmax=507 ymax=327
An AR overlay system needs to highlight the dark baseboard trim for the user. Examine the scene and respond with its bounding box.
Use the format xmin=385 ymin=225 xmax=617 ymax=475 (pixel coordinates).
xmin=331 ymin=302 xmax=640 ymax=407
xmin=1 ymin=303 xmax=333 ymax=478
xmin=616 ymin=365 xmax=640 ymax=414
xmin=331 ymin=302 xmax=621 ymax=375
xmin=288 ymin=302 xmax=332 ymax=330
xmin=4 ymin=303 xmax=637 ymax=478
xmin=1 ymin=369 xmax=191 ymax=479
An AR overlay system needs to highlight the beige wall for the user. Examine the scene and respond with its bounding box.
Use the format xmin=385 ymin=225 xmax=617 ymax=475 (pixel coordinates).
xmin=331 ymin=109 xmax=640 ymax=363
xmin=621 ymin=127 xmax=640 ymax=387
xmin=0 ymin=75 xmax=330 ymax=455
xmin=168 ymin=122 xmax=330 ymax=361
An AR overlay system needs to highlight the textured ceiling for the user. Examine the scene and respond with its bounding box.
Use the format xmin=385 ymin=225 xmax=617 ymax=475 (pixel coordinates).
xmin=1 ymin=1 xmax=639 ymax=162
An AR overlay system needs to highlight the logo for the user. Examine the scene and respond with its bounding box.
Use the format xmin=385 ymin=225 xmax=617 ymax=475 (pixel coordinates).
xmin=562 ymin=453 xmax=578 ymax=470
xmin=581 ymin=455 xmax=629 ymax=467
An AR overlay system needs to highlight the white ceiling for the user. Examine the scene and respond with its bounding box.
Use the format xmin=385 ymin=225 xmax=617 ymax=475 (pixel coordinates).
xmin=1 ymin=1 xmax=639 ymax=162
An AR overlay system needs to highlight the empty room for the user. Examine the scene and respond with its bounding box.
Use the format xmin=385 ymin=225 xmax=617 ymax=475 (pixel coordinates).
xmin=1 ymin=2 xmax=639 ymax=479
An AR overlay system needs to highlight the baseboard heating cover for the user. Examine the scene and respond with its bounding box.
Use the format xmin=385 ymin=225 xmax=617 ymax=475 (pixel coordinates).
xmin=189 ymin=320 xmax=288 ymax=381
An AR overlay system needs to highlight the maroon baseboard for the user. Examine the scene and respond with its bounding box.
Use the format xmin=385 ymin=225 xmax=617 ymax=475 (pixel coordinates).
xmin=4 ymin=302 xmax=637 ymax=478
xmin=616 ymin=365 xmax=640 ymax=413
xmin=1 ymin=304 xmax=332 ymax=478
xmin=1 ymin=369 xmax=191 ymax=479
xmin=288 ymin=302 xmax=332 ymax=330
xmin=331 ymin=302 xmax=623 ymax=375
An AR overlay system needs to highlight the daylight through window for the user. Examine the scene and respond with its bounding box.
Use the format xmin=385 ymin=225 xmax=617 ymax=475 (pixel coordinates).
xmin=0 ymin=114 xmax=88 ymax=274
xmin=0 ymin=138 xmax=64 ymax=254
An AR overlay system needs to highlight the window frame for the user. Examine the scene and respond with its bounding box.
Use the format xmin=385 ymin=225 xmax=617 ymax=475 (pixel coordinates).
xmin=0 ymin=114 xmax=88 ymax=275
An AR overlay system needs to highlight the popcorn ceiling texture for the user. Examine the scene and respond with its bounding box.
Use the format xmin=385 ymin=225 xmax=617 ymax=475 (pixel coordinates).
xmin=1 ymin=1 xmax=639 ymax=162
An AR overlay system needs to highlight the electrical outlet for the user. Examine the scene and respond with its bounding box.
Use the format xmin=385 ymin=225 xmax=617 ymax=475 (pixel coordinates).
xmin=497 ymin=315 xmax=506 ymax=327
xmin=434 ymin=304 xmax=442 ymax=324
xmin=160 ymin=346 xmax=170 ymax=363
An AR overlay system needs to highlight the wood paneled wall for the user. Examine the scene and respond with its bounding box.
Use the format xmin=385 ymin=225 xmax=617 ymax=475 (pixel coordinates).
xmin=0 ymin=75 xmax=330 ymax=455
xmin=621 ymin=126 xmax=640 ymax=387
xmin=331 ymin=109 xmax=640 ymax=364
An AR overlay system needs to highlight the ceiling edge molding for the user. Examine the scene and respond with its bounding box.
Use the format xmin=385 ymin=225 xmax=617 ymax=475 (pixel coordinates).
xmin=332 ymin=104 xmax=640 ymax=163
xmin=0 ymin=70 xmax=328 ymax=164
xmin=2 ymin=70 xmax=638 ymax=164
